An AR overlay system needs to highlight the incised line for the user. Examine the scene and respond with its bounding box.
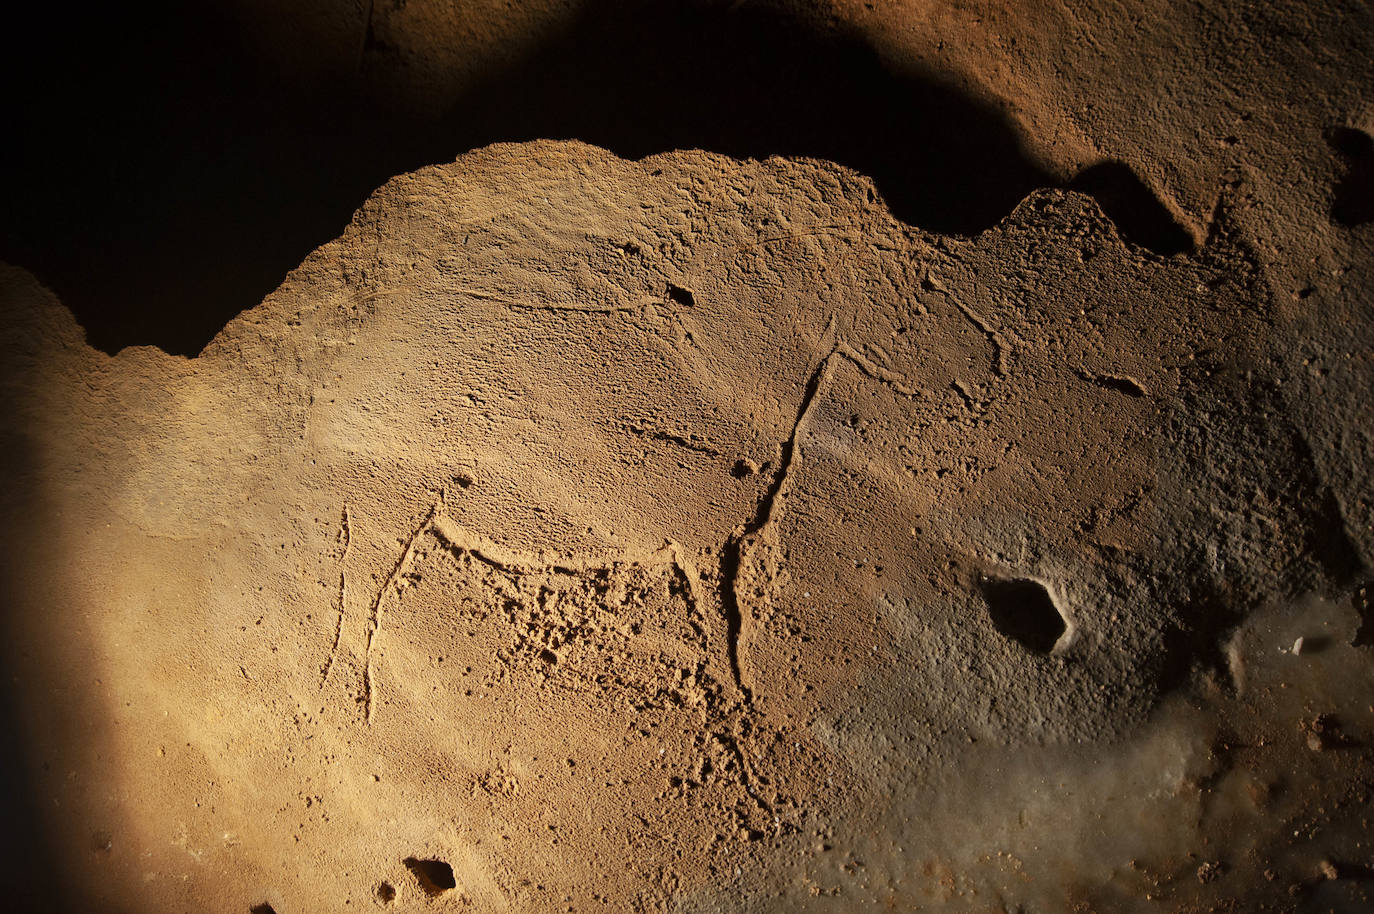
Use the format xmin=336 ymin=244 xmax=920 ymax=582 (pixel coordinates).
xmin=320 ymin=503 xmax=352 ymax=689
xmin=719 ymin=320 xmax=927 ymax=703
xmin=320 ymin=571 xmax=348 ymax=688
xmin=363 ymin=501 xmax=440 ymax=723
xmin=949 ymin=295 xmax=1008 ymax=377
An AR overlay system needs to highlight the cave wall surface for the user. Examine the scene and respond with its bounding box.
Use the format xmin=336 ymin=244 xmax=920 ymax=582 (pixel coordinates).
xmin=1 ymin=1 xmax=1372 ymax=912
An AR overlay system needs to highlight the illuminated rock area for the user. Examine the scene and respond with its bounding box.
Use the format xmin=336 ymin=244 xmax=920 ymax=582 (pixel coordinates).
xmin=1 ymin=140 xmax=1370 ymax=912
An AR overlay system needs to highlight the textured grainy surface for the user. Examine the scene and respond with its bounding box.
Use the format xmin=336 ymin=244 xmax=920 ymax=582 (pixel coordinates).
xmin=3 ymin=1 xmax=1374 ymax=911
xmin=1 ymin=140 xmax=1371 ymax=912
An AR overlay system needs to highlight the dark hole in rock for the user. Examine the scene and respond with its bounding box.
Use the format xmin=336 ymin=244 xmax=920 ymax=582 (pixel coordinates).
xmin=1098 ymin=376 xmax=1146 ymax=398
xmin=1328 ymin=127 xmax=1374 ymax=227
xmin=376 ymin=881 xmax=396 ymax=903
xmin=1297 ymin=635 xmax=1333 ymax=655
xmin=666 ymin=283 xmax=696 ymax=308
xmin=981 ymin=577 xmax=1066 ymax=655
xmin=250 ymin=905 xmax=277 ymax=914
xmin=403 ymin=857 xmax=457 ymax=895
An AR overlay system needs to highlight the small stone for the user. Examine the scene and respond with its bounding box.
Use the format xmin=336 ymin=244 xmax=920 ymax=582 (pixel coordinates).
xmin=1303 ymin=713 xmax=1343 ymax=751
xmin=1292 ymin=636 xmax=1304 ymax=655
xmin=1319 ymin=859 xmax=1339 ymax=880
xmin=1196 ymin=861 xmax=1223 ymax=883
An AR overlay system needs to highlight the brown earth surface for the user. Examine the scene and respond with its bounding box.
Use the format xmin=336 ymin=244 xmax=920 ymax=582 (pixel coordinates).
xmin=1 ymin=2 xmax=1372 ymax=912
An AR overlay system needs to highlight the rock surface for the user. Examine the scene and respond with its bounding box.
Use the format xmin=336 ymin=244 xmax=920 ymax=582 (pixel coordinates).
xmin=1 ymin=141 xmax=1371 ymax=911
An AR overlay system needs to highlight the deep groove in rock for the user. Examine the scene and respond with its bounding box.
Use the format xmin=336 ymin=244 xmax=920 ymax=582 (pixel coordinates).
xmin=720 ymin=346 xmax=837 ymax=702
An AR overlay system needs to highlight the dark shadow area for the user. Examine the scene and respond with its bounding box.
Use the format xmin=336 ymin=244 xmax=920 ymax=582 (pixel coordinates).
xmin=980 ymin=577 xmax=1065 ymax=655
xmin=1067 ymin=162 xmax=1195 ymax=255
xmin=0 ymin=690 xmax=68 ymax=913
xmin=2 ymin=0 xmax=1176 ymax=356
xmin=0 ymin=425 xmax=80 ymax=913
xmin=1328 ymin=126 xmax=1374 ymax=227
xmin=1154 ymin=586 xmax=1245 ymax=696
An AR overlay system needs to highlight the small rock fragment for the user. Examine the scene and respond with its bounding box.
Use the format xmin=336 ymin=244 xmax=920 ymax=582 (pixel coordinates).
xmin=1302 ymin=713 xmax=1343 ymax=752
xmin=1196 ymin=861 xmax=1223 ymax=884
